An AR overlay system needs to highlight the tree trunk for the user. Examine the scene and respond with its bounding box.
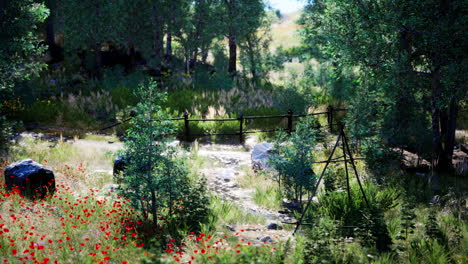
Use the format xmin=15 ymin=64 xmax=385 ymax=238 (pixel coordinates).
xmin=431 ymin=67 xmax=456 ymax=171
xmin=94 ymin=43 xmax=102 ymax=78
xmin=431 ymin=68 xmax=443 ymax=169
xmin=128 ymin=44 xmax=136 ymax=71
xmin=201 ymin=47 xmax=209 ymax=64
xmin=165 ymin=32 xmax=172 ymax=64
xmin=151 ymin=4 xmax=163 ymax=75
xmin=246 ymin=34 xmax=257 ymax=79
xmin=438 ymin=98 xmax=458 ymax=171
xmin=150 ymin=189 xmax=158 ymax=226
xmin=227 ymin=0 xmax=237 ymax=75
xmin=228 ymin=33 xmax=237 ymax=75
xmin=45 ymin=0 xmax=55 ymax=47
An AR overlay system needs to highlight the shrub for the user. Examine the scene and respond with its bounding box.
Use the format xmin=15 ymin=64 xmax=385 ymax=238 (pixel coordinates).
xmin=271 ymin=117 xmax=319 ymax=207
xmin=305 ymin=182 xmax=400 ymax=252
xmin=117 ymin=80 xmax=210 ymax=236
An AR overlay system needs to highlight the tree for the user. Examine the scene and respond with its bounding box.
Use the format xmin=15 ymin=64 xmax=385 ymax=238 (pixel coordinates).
xmin=0 ymin=0 xmax=49 ymax=152
xmin=238 ymin=13 xmax=283 ymax=80
xmin=300 ymin=0 xmax=467 ymax=171
xmin=271 ymin=117 xmax=318 ymax=208
xmin=217 ymin=0 xmax=265 ymax=75
xmin=117 ymin=80 xmax=186 ymax=226
xmin=62 ymin=0 xmax=121 ymax=77
xmin=0 ymin=1 xmax=49 ymax=90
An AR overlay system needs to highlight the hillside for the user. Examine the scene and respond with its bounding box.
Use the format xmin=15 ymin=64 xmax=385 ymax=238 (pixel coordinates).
xmin=270 ymin=10 xmax=302 ymax=49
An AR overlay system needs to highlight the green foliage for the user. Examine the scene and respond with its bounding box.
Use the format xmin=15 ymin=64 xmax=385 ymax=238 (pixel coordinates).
xmin=425 ymin=210 xmax=445 ymax=243
xmin=168 ymin=178 xmax=211 ymax=236
xmin=209 ymin=196 xmax=264 ymax=226
xmin=396 ymin=203 xmax=417 ymax=242
xmin=117 ymin=80 xmax=210 ymax=235
xmin=252 ymin=184 xmax=282 ymax=211
xmin=0 ymin=0 xmax=48 ymax=90
xmin=300 ymin=0 xmax=466 ymax=170
xmin=271 ymin=117 xmax=319 ymax=206
xmin=273 ymin=85 xmax=314 ymax=114
xmin=361 ymin=139 xmax=400 ymax=178
xmin=407 ymin=240 xmax=451 ymax=264
xmin=305 ymin=182 xmax=400 ymax=252
xmin=0 ymin=0 xmax=49 ymax=152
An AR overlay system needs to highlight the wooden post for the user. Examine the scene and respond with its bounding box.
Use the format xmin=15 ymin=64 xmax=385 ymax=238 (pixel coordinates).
xmin=340 ymin=125 xmax=351 ymax=201
xmin=293 ymin=131 xmax=343 ymax=235
xmin=287 ymin=109 xmax=293 ymax=134
xmin=327 ymin=105 xmax=333 ymax=132
xmin=342 ymin=128 xmax=369 ymax=208
xmin=184 ymin=111 xmax=190 ymax=141
xmin=239 ymin=113 xmax=244 ymax=144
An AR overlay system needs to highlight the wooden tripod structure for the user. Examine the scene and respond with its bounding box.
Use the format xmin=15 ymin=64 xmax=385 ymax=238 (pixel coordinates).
xmin=293 ymin=125 xmax=369 ymax=235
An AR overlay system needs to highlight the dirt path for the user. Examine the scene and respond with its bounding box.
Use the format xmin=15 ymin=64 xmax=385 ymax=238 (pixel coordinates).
xmin=195 ymin=138 xmax=294 ymax=244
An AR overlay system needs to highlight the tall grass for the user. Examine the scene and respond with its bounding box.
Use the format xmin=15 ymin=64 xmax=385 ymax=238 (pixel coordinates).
xmin=209 ymin=196 xmax=265 ymax=227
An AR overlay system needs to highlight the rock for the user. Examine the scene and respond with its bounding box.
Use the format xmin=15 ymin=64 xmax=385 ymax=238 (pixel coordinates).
xmin=113 ymin=156 xmax=127 ymax=177
xmin=4 ymin=159 xmax=55 ymax=198
xmin=267 ymin=223 xmax=278 ymax=230
xmin=221 ymin=168 xmax=236 ymax=182
xmin=251 ymin=142 xmax=273 ymax=171
xmin=259 ymin=236 xmax=273 ymax=243
xmin=283 ymin=201 xmax=301 ymax=210
xmin=226 ymin=182 xmax=238 ymax=188
xmin=430 ymin=195 xmax=440 ymax=204
xmin=267 ymin=223 xmax=282 ymax=230
xmin=225 ymin=225 xmax=236 ymax=232
xmin=453 ymin=149 xmax=468 ymax=176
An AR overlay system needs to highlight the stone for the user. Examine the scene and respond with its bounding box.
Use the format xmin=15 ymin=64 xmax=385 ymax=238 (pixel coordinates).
xmin=267 ymin=223 xmax=282 ymax=230
xmin=113 ymin=156 xmax=127 ymax=177
xmin=4 ymin=159 xmax=55 ymax=198
xmin=226 ymin=182 xmax=238 ymax=188
xmin=221 ymin=168 xmax=236 ymax=182
xmin=259 ymin=236 xmax=273 ymax=243
xmin=251 ymin=142 xmax=273 ymax=171
xmin=430 ymin=195 xmax=440 ymax=204
xmin=225 ymin=225 xmax=236 ymax=232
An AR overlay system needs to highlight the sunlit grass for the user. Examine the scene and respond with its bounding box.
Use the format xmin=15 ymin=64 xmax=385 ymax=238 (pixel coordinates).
xmin=210 ymin=196 xmax=265 ymax=226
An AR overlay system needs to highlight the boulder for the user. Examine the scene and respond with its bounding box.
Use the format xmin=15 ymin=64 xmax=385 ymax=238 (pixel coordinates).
xmin=251 ymin=142 xmax=274 ymax=171
xmin=259 ymin=236 xmax=273 ymax=243
xmin=4 ymin=159 xmax=55 ymax=198
xmin=113 ymin=156 xmax=127 ymax=177
xmin=267 ymin=223 xmax=282 ymax=230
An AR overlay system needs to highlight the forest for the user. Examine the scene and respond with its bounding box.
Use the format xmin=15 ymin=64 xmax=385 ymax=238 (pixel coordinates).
xmin=0 ymin=0 xmax=467 ymax=263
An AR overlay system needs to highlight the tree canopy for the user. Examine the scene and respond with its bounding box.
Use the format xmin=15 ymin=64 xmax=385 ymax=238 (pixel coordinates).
xmin=300 ymin=0 xmax=467 ymax=171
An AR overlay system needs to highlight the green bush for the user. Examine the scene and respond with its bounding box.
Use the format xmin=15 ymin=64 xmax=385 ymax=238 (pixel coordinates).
xmin=271 ymin=117 xmax=319 ymax=207
xmin=117 ymin=80 xmax=210 ymax=237
xmin=305 ymin=182 xmax=400 ymax=252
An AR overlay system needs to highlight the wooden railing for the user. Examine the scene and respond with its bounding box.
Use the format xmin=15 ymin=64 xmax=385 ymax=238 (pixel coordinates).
xmin=102 ymin=105 xmax=346 ymax=143
xmin=168 ymin=106 xmax=345 ymax=142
